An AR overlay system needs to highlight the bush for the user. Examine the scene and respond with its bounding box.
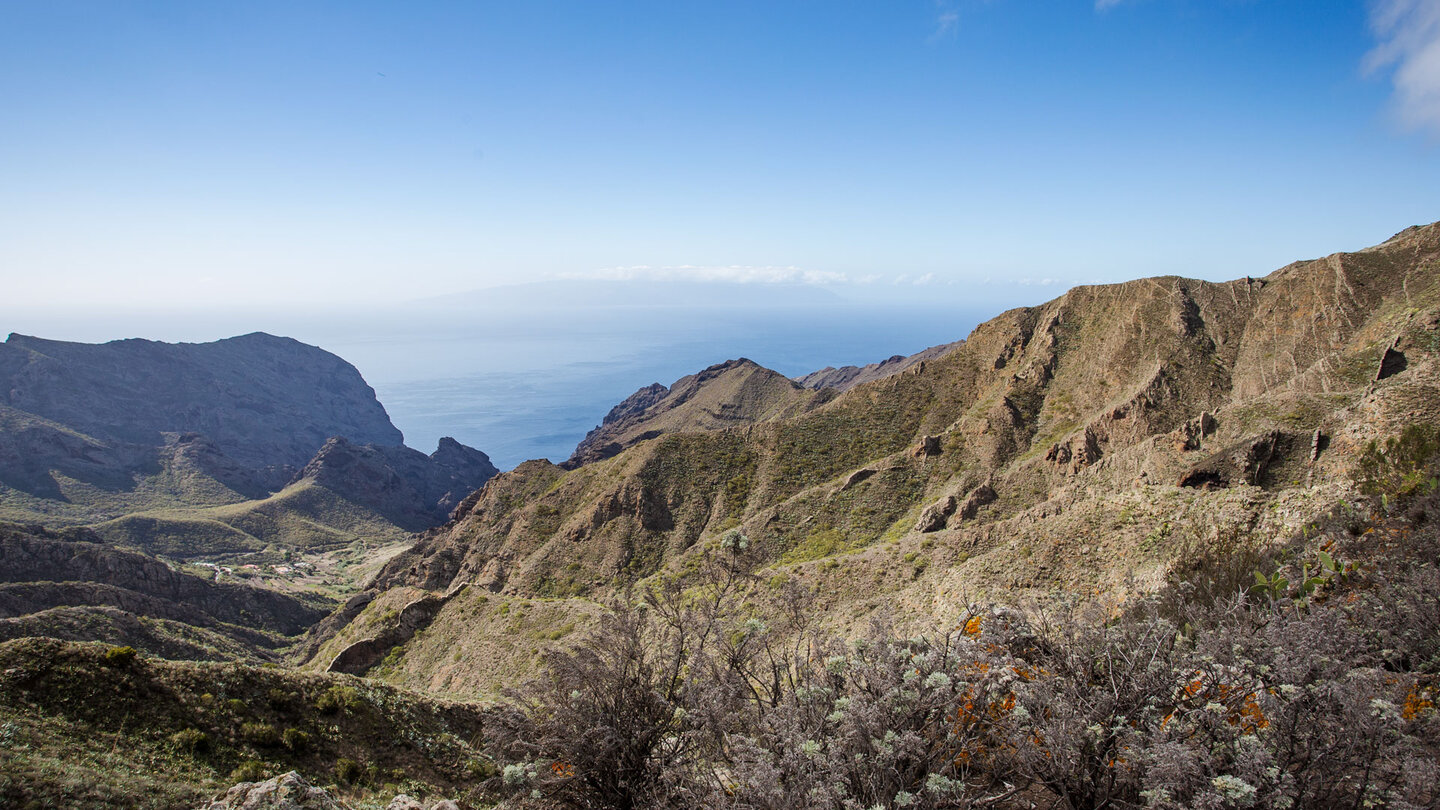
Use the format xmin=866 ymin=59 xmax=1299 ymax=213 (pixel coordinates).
xmin=281 ymin=728 xmax=309 ymax=753
xmin=240 ymin=722 xmax=280 ymax=747
xmin=316 ymin=684 xmax=361 ymax=715
xmin=230 ymin=759 xmax=267 ymax=783
xmin=1356 ymin=423 xmax=1440 ymax=503
xmin=335 ymin=757 xmax=363 ymax=785
xmin=482 ymin=495 xmax=1440 ymax=810
xmin=102 ymin=646 xmax=137 ymax=667
xmin=168 ymin=728 xmax=210 ymax=754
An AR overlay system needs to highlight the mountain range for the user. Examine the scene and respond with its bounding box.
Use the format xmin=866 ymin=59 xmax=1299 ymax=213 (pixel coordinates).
xmin=298 ymin=222 xmax=1440 ymax=697
xmin=1 ymin=222 xmax=1438 ymax=807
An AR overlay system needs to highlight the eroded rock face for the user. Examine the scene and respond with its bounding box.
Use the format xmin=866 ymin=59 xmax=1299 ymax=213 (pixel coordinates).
xmin=311 ymin=221 xmax=1440 ymax=682
xmin=796 ymin=340 xmax=964 ymax=392
xmin=0 ymin=332 xmax=403 ymax=474
xmin=199 ymin=771 xmax=345 ymax=810
xmin=294 ymin=436 xmax=497 ymax=530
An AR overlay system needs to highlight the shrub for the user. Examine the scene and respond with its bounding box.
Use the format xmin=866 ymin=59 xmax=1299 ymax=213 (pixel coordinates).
xmin=240 ymin=722 xmax=280 ymax=747
xmin=316 ymin=684 xmax=361 ymax=715
xmin=168 ymin=728 xmax=210 ymax=754
xmin=281 ymin=728 xmax=309 ymax=753
xmin=102 ymin=646 xmax=137 ymax=667
xmin=335 ymin=757 xmax=363 ymax=785
xmin=230 ymin=759 xmax=267 ymax=783
xmin=1356 ymin=423 xmax=1440 ymax=503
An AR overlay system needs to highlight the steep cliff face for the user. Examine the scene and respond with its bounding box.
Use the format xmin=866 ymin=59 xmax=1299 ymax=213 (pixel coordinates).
xmin=293 ymin=436 xmax=498 ymax=530
xmin=0 ymin=332 xmax=403 ymax=476
xmin=307 ymin=223 xmax=1440 ymax=689
xmin=0 ymin=332 xmax=497 ymax=554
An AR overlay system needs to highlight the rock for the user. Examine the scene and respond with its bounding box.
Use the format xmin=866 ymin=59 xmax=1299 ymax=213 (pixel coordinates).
xmin=957 ymin=484 xmax=998 ymax=521
xmin=1177 ymin=431 xmax=1284 ymax=489
xmin=794 ymin=341 xmax=963 ymax=392
xmin=384 ymin=794 xmax=459 ymax=810
xmin=200 ymin=771 xmax=346 ymax=810
xmin=913 ymin=435 xmax=942 ymax=458
xmin=915 ymin=495 xmax=958 ymax=533
xmin=1376 ymin=347 xmax=1408 ymax=381
xmin=294 ymin=436 xmax=497 ymax=530
xmin=1173 ymin=411 xmax=1217 ymax=452
xmin=840 ymin=468 xmax=877 ymax=491
xmin=567 ymin=360 xmax=818 ymax=467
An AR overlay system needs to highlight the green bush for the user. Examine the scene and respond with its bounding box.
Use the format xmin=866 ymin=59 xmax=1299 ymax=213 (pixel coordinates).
xmin=102 ymin=646 xmax=137 ymax=667
xmin=168 ymin=728 xmax=210 ymax=754
xmin=241 ymin=722 xmax=280 ymax=747
xmin=281 ymin=728 xmax=309 ymax=753
xmin=316 ymin=684 xmax=361 ymax=714
xmin=1356 ymin=424 xmax=1440 ymax=503
xmin=335 ymin=757 xmax=363 ymax=785
xmin=230 ymin=759 xmax=267 ymax=783
xmin=466 ymin=757 xmax=500 ymax=780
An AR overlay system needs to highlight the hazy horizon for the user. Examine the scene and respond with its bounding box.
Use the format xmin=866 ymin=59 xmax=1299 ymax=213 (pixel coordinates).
xmin=1 ymin=295 xmax=995 ymax=469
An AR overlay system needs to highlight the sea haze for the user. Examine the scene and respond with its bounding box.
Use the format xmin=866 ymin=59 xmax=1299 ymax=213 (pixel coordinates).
xmin=2 ymin=292 xmax=994 ymax=470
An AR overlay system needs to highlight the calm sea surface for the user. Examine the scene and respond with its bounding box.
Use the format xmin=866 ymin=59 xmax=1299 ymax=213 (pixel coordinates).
xmin=3 ymin=303 xmax=991 ymax=470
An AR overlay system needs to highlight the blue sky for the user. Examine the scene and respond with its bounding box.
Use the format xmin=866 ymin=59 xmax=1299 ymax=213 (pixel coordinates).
xmin=2 ymin=0 xmax=1437 ymax=310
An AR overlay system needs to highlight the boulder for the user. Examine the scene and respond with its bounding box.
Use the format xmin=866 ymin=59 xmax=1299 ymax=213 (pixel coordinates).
xmin=200 ymin=771 xmax=345 ymax=810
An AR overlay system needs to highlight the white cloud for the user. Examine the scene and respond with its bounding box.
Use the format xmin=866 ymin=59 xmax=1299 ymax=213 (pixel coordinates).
xmin=1366 ymin=0 xmax=1440 ymax=136
xmin=558 ymin=265 xmax=850 ymax=285
xmin=933 ymin=9 xmax=959 ymax=38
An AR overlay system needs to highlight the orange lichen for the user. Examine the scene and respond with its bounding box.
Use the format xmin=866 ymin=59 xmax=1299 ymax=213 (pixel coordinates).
xmin=1402 ymin=686 xmax=1434 ymax=720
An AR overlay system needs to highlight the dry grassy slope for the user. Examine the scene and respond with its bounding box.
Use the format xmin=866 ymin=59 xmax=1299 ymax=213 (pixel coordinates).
xmin=310 ymin=222 xmax=1440 ymax=695
xmin=0 ymin=637 xmax=488 ymax=809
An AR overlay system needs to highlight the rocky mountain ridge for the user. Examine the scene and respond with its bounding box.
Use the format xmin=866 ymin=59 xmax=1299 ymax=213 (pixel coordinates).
xmin=0 ymin=332 xmax=497 ymax=663
xmin=0 ymin=331 xmax=496 ymax=543
xmin=795 ymin=339 xmax=964 ymax=392
xmin=566 ymin=357 xmax=829 ymax=467
xmin=0 ymin=332 xmax=402 ymax=485
xmin=301 ymin=222 xmax=1440 ymax=695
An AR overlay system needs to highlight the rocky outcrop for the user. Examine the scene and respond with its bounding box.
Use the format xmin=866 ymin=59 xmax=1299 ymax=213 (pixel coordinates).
xmin=1177 ymin=431 xmax=1286 ymax=490
xmin=0 ymin=332 xmax=403 ymax=479
xmin=568 ymin=358 xmax=822 ymax=467
xmin=914 ymin=483 xmax=997 ymax=532
xmin=797 ymin=340 xmax=964 ymax=392
xmin=199 ymin=771 xmax=345 ymax=810
xmin=327 ymin=588 xmax=462 ymax=676
xmin=294 ymin=436 xmax=496 ymax=530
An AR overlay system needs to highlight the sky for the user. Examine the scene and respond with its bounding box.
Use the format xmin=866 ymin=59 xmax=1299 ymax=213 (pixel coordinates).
xmin=2 ymin=0 xmax=1439 ymax=312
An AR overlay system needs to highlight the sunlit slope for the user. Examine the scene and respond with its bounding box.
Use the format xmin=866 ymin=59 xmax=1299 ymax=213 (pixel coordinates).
xmin=308 ymin=223 xmax=1440 ymax=695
